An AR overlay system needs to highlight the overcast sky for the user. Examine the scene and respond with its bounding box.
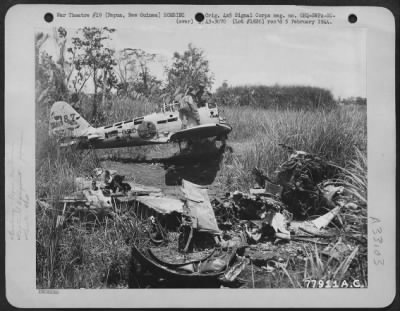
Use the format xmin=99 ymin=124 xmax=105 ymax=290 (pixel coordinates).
xmin=41 ymin=25 xmax=366 ymax=98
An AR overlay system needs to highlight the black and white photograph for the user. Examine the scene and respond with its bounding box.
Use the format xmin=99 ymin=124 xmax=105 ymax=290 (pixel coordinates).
xmin=4 ymin=4 xmax=396 ymax=308
xmin=35 ymin=16 xmax=368 ymax=289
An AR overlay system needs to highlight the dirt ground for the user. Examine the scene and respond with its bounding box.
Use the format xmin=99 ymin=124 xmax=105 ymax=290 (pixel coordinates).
xmin=101 ymin=155 xmax=225 ymax=199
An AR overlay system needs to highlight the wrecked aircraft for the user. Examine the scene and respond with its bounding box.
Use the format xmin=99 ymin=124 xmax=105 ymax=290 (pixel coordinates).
xmin=41 ymin=146 xmax=364 ymax=288
xmin=49 ymin=101 xmax=232 ymax=149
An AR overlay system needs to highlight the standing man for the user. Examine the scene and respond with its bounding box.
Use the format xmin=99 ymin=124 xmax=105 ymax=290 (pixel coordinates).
xmin=179 ymin=86 xmax=200 ymax=129
xmin=196 ymin=83 xmax=206 ymax=107
xmin=196 ymin=82 xmax=209 ymax=107
xmin=195 ymin=82 xmax=215 ymax=108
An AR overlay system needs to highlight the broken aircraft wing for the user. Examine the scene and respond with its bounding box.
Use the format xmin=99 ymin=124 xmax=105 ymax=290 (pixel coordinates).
xmin=170 ymin=123 xmax=232 ymax=142
xmin=134 ymin=196 xmax=184 ymax=215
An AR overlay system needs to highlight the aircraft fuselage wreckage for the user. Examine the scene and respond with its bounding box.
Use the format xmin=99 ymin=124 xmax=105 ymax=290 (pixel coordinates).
xmin=49 ymin=101 xmax=232 ymax=149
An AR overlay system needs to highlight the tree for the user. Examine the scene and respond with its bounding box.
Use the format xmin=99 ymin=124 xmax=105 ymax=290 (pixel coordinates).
xmin=35 ymin=32 xmax=49 ymax=78
xmin=52 ymin=27 xmax=70 ymax=100
xmin=71 ymin=27 xmax=117 ymax=118
xmin=164 ymin=43 xmax=214 ymax=102
xmin=131 ymin=49 xmax=158 ymax=96
xmin=35 ymin=28 xmax=73 ymax=109
xmin=115 ymin=48 xmax=137 ymax=96
xmin=35 ymin=28 xmax=73 ymax=106
xmin=35 ymin=32 xmax=50 ymax=105
xmin=115 ymin=48 xmax=161 ymax=99
xmin=67 ymin=39 xmax=92 ymax=98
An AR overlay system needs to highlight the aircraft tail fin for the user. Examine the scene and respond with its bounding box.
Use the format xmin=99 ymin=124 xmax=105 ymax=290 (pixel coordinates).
xmin=49 ymin=101 xmax=91 ymax=137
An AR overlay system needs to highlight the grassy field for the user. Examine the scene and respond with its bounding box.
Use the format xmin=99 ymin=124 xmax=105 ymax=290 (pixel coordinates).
xmin=214 ymin=104 xmax=367 ymax=191
xmin=36 ymin=99 xmax=367 ymax=288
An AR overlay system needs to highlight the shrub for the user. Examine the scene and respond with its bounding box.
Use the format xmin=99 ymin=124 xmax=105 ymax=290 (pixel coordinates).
xmin=214 ymin=84 xmax=335 ymax=110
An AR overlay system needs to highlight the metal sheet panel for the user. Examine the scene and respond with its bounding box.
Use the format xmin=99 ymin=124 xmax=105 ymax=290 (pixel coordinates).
xmin=135 ymin=196 xmax=184 ymax=215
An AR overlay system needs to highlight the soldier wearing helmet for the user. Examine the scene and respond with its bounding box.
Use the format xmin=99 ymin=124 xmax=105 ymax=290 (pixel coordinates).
xmin=195 ymin=82 xmax=214 ymax=108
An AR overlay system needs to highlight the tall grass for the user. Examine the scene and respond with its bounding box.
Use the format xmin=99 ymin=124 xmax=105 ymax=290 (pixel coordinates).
xmin=36 ymin=117 xmax=115 ymax=287
xmin=35 ymin=142 xmax=132 ymax=288
xmin=37 ymin=207 xmax=132 ymax=288
xmin=215 ymin=105 xmax=367 ymax=191
xmin=77 ymin=95 xmax=159 ymax=126
xmin=214 ymin=104 xmax=367 ymax=287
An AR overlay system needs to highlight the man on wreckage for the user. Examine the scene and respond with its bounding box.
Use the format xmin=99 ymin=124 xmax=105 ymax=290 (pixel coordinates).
xmin=178 ymin=85 xmax=202 ymax=129
xmin=176 ymin=83 xmax=224 ymax=154
xmin=178 ymin=83 xmax=215 ymax=128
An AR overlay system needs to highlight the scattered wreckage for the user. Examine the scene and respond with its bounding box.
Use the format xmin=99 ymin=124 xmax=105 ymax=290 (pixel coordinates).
xmin=38 ymin=146 xmax=365 ymax=288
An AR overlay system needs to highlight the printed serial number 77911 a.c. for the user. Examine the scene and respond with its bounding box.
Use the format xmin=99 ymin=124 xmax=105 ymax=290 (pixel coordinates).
xmin=304 ymin=279 xmax=364 ymax=288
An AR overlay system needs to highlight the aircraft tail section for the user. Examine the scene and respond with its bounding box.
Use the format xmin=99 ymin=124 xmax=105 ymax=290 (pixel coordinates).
xmin=49 ymin=101 xmax=91 ymax=137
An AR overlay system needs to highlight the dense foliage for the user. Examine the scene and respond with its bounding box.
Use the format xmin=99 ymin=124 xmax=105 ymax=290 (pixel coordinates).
xmin=214 ymin=83 xmax=336 ymax=110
